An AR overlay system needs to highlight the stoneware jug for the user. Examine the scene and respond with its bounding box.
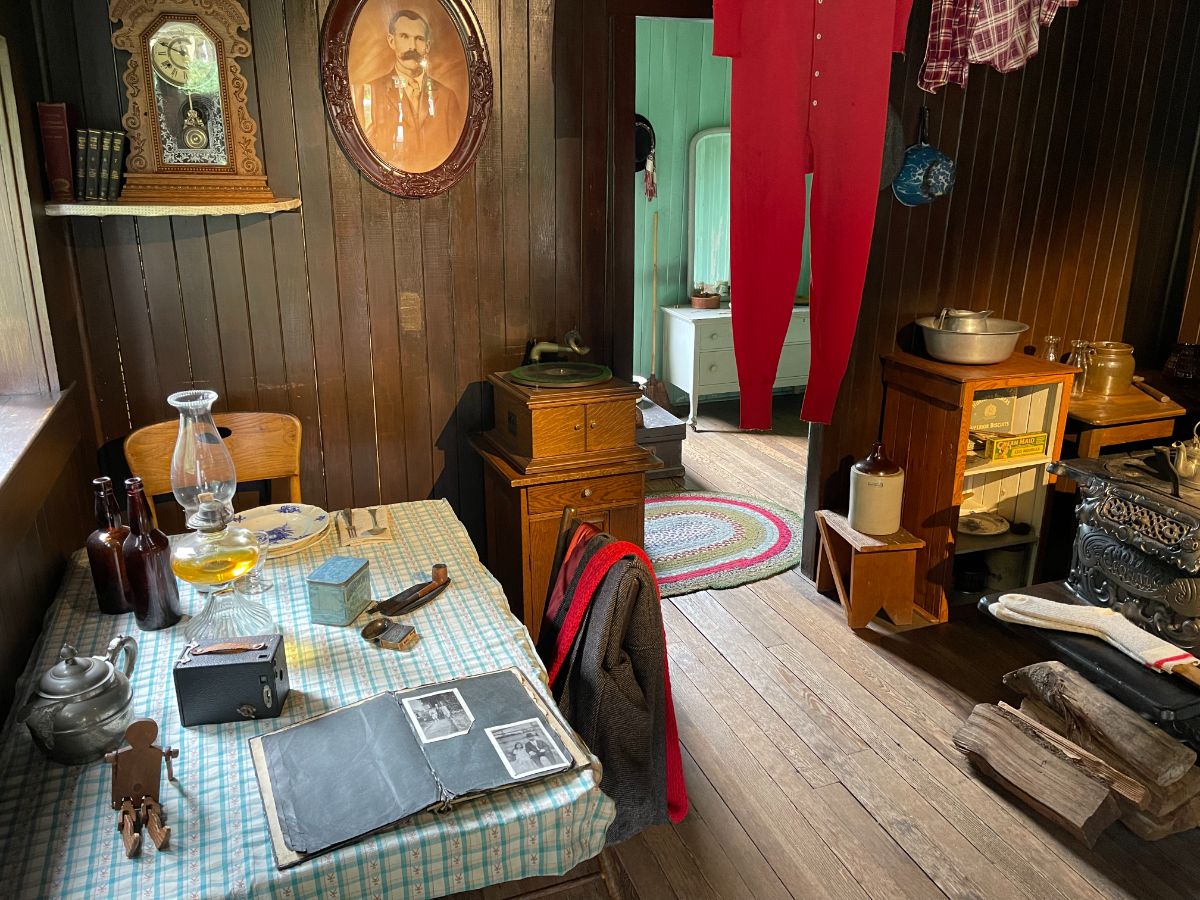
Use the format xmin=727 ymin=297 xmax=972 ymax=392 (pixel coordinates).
xmin=17 ymin=636 xmax=137 ymax=764
xmin=848 ymin=442 xmax=905 ymax=535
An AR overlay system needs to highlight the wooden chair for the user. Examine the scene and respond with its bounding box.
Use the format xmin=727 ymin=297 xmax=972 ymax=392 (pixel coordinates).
xmin=123 ymin=412 xmax=302 ymax=517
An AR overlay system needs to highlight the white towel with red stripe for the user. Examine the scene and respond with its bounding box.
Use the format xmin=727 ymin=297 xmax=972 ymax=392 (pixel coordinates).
xmin=992 ymin=593 xmax=1200 ymax=674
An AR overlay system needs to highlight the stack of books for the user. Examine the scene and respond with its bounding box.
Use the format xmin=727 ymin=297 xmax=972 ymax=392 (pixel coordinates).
xmin=36 ymin=102 xmax=125 ymax=203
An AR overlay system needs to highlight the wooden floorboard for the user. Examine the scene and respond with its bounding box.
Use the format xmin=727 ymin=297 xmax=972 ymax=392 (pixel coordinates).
xmin=494 ymin=394 xmax=1200 ymax=900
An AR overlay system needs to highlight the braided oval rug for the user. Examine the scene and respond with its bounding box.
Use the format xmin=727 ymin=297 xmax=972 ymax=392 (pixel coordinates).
xmin=644 ymin=491 xmax=805 ymax=598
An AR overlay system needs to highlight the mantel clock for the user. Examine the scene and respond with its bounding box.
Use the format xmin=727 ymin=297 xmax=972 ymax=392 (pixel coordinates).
xmin=109 ymin=0 xmax=276 ymax=204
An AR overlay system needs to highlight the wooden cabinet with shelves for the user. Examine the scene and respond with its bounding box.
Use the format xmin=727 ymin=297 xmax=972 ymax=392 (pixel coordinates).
xmin=881 ymin=352 xmax=1078 ymax=623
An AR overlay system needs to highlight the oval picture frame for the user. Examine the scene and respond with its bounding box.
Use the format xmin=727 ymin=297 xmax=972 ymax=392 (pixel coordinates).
xmin=320 ymin=0 xmax=493 ymax=198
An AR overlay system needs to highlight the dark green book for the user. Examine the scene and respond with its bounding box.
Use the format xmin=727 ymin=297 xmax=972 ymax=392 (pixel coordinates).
xmin=106 ymin=131 xmax=125 ymax=199
xmin=73 ymin=128 xmax=87 ymax=200
xmin=97 ymin=131 xmax=113 ymax=201
xmin=83 ymin=128 xmax=101 ymax=200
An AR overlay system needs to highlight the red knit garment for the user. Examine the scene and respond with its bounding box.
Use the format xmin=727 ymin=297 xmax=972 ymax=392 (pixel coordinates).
xmin=546 ymin=541 xmax=688 ymax=824
xmin=713 ymin=0 xmax=913 ymax=427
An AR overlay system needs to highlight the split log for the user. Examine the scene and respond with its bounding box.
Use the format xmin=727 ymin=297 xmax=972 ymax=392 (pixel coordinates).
xmin=1122 ymin=794 xmax=1200 ymax=841
xmin=994 ymin=703 xmax=1147 ymax=808
xmin=1003 ymin=661 xmax=1196 ymax=787
xmin=1020 ymin=698 xmax=1200 ymax=819
xmin=955 ymin=703 xmax=1121 ymax=847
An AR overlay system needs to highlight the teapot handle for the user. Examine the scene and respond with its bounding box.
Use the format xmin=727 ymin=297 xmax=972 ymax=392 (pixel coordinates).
xmin=105 ymin=635 xmax=137 ymax=678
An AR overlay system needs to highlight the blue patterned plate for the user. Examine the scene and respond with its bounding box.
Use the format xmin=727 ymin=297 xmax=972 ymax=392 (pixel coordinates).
xmin=234 ymin=503 xmax=331 ymax=556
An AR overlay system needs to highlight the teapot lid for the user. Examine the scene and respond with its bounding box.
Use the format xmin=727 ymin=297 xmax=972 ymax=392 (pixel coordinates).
xmin=36 ymin=644 xmax=113 ymax=699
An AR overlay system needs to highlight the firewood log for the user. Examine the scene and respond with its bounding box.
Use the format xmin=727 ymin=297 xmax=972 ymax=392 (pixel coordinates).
xmin=1020 ymin=698 xmax=1200 ymax=819
xmin=1003 ymin=662 xmax=1196 ymax=787
xmin=1122 ymin=794 xmax=1200 ymax=841
xmin=955 ymin=703 xmax=1121 ymax=847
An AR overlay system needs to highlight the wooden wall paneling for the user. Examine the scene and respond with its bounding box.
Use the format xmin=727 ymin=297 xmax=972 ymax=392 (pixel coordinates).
xmin=247 ymin=0 xmax=326 ymax=507
xmin=362 ymin=178 xmax=407 ymax=503
xmin=473 ymin=0 xmax=506 ymax=375
xmin=499 ymin=0 xmax=531 ymax=361
xmin=1127 ymin=4 xmax=1200 ymax=359
xmin=611 ymin=9 xmax=639 ymax=380
xmin=448 ymin=165 xmax=483 ymax=539
xmin=170 ymin=218 xmax=228 ymax=401
xmin=287 ymin=0 xmax=351 ymax=509
xmin=71 ymin=0 xmax=164 ymax=428
xmin=581 ymin=0 xmax=610 ymax=364
xmin=809 ymin=0 xmax=1200 ymax=582
xmin=553 ymin=7 xmax=583 ymax=344
xmin=1051 ymin=1 xmax=1127 ymax=343
xmin=326 ymin=102 xmax=380 ymax=507
xmin=139 ymin=218 xmax=193 ymax=397
xmin=203 ymin=220 xmax=258 ymax=412
xmin=422 ymin=193 xmax=461 ymax=510
xmin=527 ymin=0 xmax=557 ymax=343
xmin=391 ymin=202 xmax=434 ymax=500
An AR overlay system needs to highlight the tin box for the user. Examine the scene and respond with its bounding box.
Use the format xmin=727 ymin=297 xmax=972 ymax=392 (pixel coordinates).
xmin=173 ymin=634 xmax=289 ymax=727
xmin=306 ymin=555 xmax=371 ymax=625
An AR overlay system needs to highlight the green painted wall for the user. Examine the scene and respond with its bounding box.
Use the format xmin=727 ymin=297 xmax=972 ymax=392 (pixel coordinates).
xmin=633 ymin=18 xmax=730 ymax=379
xmin=633 ymin=18 xmax=810 ymax=380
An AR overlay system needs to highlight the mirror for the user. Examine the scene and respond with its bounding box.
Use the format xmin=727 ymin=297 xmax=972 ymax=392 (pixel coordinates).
xmin=688 ymin=127 xmax=730 ymax=291
xmin=686 ymin=126 xmax=814 ymax=302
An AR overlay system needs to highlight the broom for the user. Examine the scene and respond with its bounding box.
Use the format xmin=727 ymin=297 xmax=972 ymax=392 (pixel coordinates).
xmin=644 ymin=211 xmax=672 ymax=409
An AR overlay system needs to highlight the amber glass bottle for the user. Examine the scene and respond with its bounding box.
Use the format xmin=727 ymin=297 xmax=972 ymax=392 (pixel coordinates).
xmin=122 ymin=476 xmax=182 ymax=631
xmin=85 ymin=477 xmax=133 ymax=614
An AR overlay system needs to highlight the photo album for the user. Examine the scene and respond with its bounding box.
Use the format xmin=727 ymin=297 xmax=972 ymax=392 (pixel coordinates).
xmin=249 ymin=668 xmax=585 ymax=868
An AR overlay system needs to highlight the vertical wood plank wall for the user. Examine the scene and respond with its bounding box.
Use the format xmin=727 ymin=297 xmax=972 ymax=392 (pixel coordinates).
xmin=811 ymin=0 xmax=1200 ymax=543
xmin=35 ymin=0 xmax=614 ymax=545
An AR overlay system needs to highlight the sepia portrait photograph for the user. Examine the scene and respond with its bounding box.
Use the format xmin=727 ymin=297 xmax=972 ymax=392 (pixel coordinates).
xmin=485 ymin=718 xmax=569 ymax=779
xmin=347 ymin=0 xmax=469 ymax=174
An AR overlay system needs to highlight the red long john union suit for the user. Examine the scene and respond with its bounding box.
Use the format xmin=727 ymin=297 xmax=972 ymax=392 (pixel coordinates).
xmin=714 ymin=0 xmax=913 ymax=427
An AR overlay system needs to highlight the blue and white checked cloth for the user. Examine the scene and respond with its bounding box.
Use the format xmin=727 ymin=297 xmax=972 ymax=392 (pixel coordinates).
xmin=0 ymin=500 xmax=614 ymax=898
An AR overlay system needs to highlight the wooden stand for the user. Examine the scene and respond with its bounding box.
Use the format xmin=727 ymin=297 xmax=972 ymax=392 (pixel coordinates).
xmin=881 ymin=352 xmax=1077 ymax=622
xmin=475 ymin=372 xmax=659 ymax=640
xmin=814 ymin=510 xmax=924 ymax=629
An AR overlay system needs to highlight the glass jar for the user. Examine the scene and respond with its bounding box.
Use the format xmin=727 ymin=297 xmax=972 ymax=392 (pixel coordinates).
xmin=168 ymin=390 xmax=236 ymax=519
xmin=1066 ymin=340 xmax=1092 ymax=396
xmin=1087 ymin=341 xmax=1135 ymax=396
xmin=1040 ymin=336 xmax=1061 ymax=363
xmin=172 ymin=495 xmax=274 ymax=641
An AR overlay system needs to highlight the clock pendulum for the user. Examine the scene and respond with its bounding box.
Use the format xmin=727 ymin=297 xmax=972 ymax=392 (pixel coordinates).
xmin=182 ymin=91 xmax=209 ymax=150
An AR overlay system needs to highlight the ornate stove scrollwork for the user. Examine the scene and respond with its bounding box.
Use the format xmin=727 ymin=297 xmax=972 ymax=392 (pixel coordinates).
xmin=1060 ymin=460 xmax=1200 ymax=651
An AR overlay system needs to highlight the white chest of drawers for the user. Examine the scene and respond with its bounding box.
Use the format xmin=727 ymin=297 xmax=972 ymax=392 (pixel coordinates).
xmin=660 ymin=306 xmax=811 ymax=425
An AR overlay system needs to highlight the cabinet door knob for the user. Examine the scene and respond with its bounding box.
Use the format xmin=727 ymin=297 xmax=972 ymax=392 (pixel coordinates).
xmin=708 ymin=332 xmax=719 ymax=340
xmin=708 ymin=364 xmax=718 ymax=372
xmin=589 ymin=421 xmax=598 ymax=429
xmin=582 ymin=488 xmax=593 ymax=498
xmin=574 ymin=423 xmax=582 ymax=431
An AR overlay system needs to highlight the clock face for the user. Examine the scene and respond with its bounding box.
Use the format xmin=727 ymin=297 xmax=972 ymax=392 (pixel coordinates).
xmin=147 ymin=20 xmax=229 ymax=167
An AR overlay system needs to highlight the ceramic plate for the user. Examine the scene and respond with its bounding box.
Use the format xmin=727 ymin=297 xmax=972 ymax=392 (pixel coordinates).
xmin=234 ymin=503 xmax=331 ymax=552
xmin=958 ymin=512 xmax=1010 ymax=537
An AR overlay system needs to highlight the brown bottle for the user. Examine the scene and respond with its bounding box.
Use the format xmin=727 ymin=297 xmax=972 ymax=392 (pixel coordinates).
xmin=122 ymin=476 xmax=182 ymax=631
xmin=85 ymin=477 xmax=134 ymax=614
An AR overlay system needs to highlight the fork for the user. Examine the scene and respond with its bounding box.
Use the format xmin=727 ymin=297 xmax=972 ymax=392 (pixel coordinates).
xmin=341 ymin=508 xmax=357 ymax=539
xmin=364 ymin=507 xmax=388 ymax=537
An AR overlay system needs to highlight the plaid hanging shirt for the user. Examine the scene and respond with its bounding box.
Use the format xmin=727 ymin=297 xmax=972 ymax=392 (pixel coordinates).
xmin=919 ymin=0 xmax=1080 ymax=92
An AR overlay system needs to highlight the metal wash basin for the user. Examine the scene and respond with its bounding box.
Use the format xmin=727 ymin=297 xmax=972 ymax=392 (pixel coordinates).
xmin=508 ymin=362 xmax=613 ymax=388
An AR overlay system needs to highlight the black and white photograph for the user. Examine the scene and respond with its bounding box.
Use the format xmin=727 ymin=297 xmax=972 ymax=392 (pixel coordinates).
xmin=485 ymin=718 xmax=569 ymax=779
xmin=401 ymin=688 xmax=474 ymax=743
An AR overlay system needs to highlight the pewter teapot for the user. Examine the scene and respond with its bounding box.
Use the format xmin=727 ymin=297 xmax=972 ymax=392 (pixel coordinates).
xmin=17 ymin=636 xmax=137 ymax=764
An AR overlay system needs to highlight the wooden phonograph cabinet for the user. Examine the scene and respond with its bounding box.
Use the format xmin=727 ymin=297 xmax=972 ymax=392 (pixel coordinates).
xmin=474 ymin=374 xmax=659 ymax=639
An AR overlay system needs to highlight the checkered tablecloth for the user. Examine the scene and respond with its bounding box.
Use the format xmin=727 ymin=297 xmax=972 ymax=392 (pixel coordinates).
xmin=0 ymin=500 xmax=614 ymax=898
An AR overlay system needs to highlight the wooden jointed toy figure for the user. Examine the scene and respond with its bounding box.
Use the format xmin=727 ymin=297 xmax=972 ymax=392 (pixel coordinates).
xmin=106 ymin=718 xmax=179 ymax=858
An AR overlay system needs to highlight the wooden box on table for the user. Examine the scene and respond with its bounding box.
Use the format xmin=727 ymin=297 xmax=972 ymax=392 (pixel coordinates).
xmin=475 ymin=373 xmax=659 ymax=639
xmin=881 ymin=352 xmax=1077 ymax=624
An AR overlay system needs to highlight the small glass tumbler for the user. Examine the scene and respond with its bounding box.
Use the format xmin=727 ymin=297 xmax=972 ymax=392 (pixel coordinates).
xmin=1041 ymin=335 xmax=1061 ymax=363
xmin=235 ymin=531 xmax=273 ymax=595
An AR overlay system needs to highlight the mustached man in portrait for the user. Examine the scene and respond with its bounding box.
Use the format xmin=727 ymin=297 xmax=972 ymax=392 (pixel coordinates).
xmin=357 ymin=8 xmax=465 ymax=173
